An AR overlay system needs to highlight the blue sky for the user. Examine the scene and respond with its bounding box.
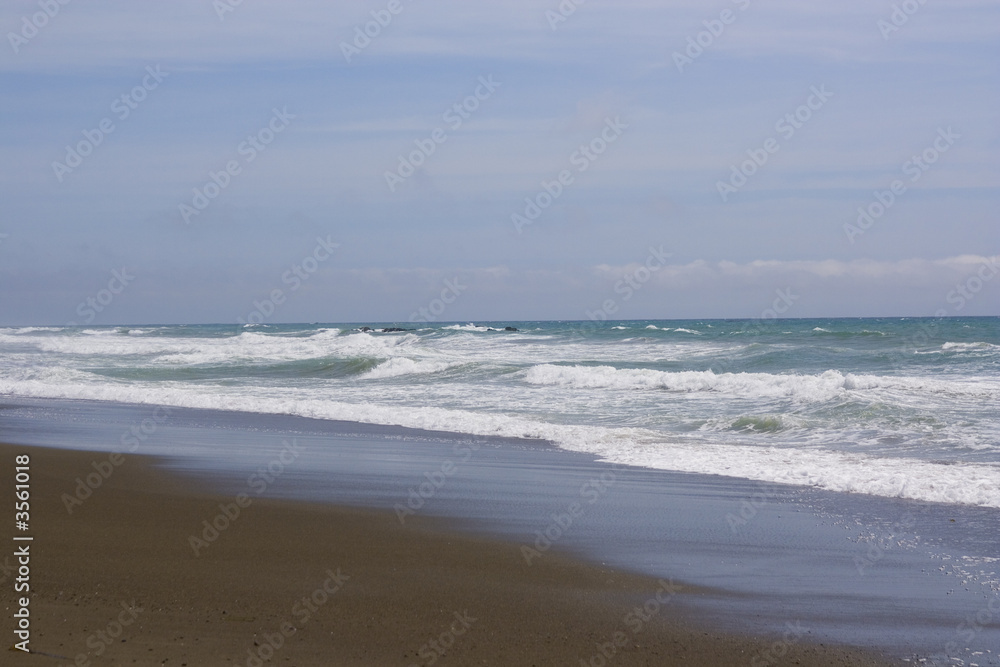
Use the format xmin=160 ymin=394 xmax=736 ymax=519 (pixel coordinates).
xmin=0 ymin=0 xmax=997 ymax=324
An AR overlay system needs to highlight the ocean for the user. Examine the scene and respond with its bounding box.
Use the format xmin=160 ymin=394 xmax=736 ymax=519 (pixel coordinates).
xmin=1 ymin=316 xmax=997 ymax=509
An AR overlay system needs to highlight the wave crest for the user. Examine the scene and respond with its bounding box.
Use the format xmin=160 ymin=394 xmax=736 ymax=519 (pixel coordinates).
xmin=523 ymin=364 xmax=998 ymax=400
xmin=361 ymin=358 xmax=460 ymax=379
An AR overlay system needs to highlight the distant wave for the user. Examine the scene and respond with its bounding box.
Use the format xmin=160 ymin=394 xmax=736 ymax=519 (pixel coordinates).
xmin=644 ymin=325 xmax=700 ymax=334
xmin=811 ymin=327 xmax=888 ymax=337
xmin=361 ymin=358 xmax=461 ymax=379
xmin=703 ymin=414 xmax=793 ymax=433
xmin=3 ymin=327 xmax=63 ymax=334
xmin=942 ymin=341 xmax=1000 ymax=352
xmin=442 ymin=323 xmax=493 ymax=332
xmin=18 ymin=328 xmax=427 ymax=366
xmin=441 ymin=323 xmax=519 ymax=333
xmin=523 ymin=364 xmax=998 ymax=400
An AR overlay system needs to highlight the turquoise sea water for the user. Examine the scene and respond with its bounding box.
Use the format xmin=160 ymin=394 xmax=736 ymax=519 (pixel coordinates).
xmin=1 ymin=317 xmax=997 ymax=508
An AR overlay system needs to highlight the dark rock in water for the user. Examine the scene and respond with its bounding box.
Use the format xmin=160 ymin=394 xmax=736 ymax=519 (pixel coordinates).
xmin=359 ymin=326 xmax=372 ymax=332
xmin=504 ymin=326 xmax=518 ymax=332
xmin=380 ymin=327 xmax=412 ymax=333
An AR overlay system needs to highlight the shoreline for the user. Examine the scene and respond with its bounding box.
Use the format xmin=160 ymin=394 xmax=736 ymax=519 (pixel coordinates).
xmin=0 ymin=441 xmax=900 ymax=666
xmin=2 ymin=397 xmax=997 ymax=663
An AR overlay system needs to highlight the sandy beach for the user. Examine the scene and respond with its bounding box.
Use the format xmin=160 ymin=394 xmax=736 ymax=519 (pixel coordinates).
xmin=0 ymin=439 xmax=901 ymax=666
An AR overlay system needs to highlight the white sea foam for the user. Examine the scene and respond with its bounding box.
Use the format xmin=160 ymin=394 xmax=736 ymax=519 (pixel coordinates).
xmin=3 ymin=327 xmax=63 ymax=334
xmin=23 ymin=329 xmax=425 ymax=366
xmin=605 ymin=441 xmax=1000 ymax=509
xmin=522 ymin=364 xmax=999 ymax=400
xmin=643 ymin=325 xmax=701 ymax=334
xmin=442 ymin=323 xmax=493 ymax=332
xmin=361 ymin=358 xmax=460 ymax=379
xmin=0 ymin=327 xmax=717 ymax=369
xmin=2 ymin=374 xmax=998 ymax=508
xmin=942 ymin=341 xmax=1000 ymax=352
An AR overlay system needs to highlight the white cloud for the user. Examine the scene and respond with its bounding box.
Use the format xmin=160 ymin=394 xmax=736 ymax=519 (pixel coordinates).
xmin=594 ymin=255 xmax=1000 ymax=285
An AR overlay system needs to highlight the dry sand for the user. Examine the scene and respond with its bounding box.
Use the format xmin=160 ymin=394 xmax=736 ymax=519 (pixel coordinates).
xmin=1 ymin=442 xmax=899 ymax=666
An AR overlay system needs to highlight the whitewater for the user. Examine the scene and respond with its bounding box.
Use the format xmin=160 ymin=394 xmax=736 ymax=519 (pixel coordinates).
xmin=1 ymin=317 xmax=997 ymax=508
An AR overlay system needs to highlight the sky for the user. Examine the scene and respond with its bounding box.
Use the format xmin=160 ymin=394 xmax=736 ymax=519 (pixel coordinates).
xmin=0 ymin=0 xmax=997 ymax=325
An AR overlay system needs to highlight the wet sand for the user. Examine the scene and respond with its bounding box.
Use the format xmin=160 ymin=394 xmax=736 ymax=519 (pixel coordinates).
xmin=0 ymin=441 xmax=898 ymax=666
